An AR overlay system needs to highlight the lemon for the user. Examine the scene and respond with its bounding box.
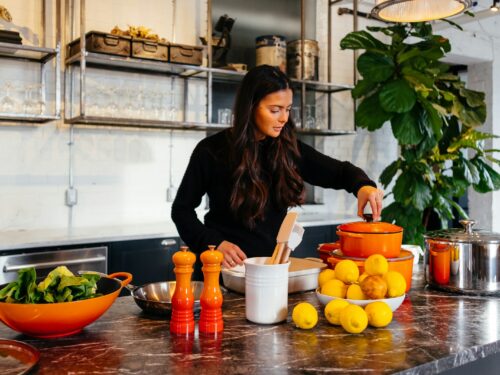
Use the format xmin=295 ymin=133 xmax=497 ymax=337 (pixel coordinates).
xmin=324 ymin=299 xmax=350 ymax=325
xmin=340 ymin=304 xmax=368 ymax=334
xmin=358 ymin=272 xmax=369 ymax=284
xmin=334 ymin=260 xmax=359 ymax=284
xmin=364 ymin=254 xmax=389 ymax=276
xmin=321 ymin=279 xmax=347 ymax=298
xmin=364 ymin=301 xmax=393 ymax=328
xmin=292 ymin=302 xmax=318 ymax=329
xmin=384 ymin=271 xmax=406 ymax=298
xmin=346 ymin=284 xmax=366 ymax=300
xmin=360 ymin=275 xmax=388 ymax=299
xmin=318 ymin=269 xmax=336 ymax=288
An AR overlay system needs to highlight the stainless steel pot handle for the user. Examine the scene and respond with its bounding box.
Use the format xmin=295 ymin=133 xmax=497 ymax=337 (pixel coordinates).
xmin=4 ymin=256 xmax=106 ymax=272
xmin=459 ymin=219 xmax=476 ymax=234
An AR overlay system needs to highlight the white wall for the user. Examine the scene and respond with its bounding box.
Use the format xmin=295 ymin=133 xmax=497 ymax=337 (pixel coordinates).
xmin=0 ymin=0 xmax=498 ymax=234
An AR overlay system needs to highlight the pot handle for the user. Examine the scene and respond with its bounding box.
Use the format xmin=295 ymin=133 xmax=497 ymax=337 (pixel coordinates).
xmin=336 ymin=231 xmax=363 ymax=238
xmin=107 ymin=272 xmax=133 ymax=288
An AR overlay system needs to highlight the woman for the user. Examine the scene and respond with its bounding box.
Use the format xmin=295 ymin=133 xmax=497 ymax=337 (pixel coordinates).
xmin=171 ymin=65 xmax=383 ymax=269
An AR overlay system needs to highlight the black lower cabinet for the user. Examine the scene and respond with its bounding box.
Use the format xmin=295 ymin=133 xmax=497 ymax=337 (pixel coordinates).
xmin=107 ymin=238 xmax=179 ymax=286
xmin=293 ymin=225 xmax=338 ymax=259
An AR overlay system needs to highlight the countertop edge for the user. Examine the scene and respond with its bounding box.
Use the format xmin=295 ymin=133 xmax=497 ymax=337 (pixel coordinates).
xmin=396 ymin=340 xmax=500 ymax=374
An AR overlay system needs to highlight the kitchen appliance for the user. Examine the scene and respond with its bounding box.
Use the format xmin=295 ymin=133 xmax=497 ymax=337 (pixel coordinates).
xmin=126 ymin=280 xmax=203 ymax=316
xmin=0 ymin=246 xmax=107 ymax=284
xmin=336 ymin=221 xmax=403 ymax=258
xmin=0 ymin=272 xmax=131 ymax=338
xmin=424 ymin=219 xmax=500 ymax=295
xmin=222 ymin=257 xmax=326 ymax=294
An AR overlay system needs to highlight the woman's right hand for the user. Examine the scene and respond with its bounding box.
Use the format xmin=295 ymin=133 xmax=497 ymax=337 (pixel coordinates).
xmin=218 ymin=241 xmax=247 ymax=268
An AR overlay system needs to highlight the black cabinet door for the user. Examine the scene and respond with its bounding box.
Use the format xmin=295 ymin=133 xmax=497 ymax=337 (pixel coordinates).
xmin=108 ymin=238 xmax=179 ymax=286
xmin=293 ymin=225 xmax=338 ymax=259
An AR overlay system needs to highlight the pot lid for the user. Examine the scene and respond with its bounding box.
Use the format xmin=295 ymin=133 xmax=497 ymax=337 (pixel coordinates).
xmin=337 ymin=221 xmax=403 ymax=234
xmin=424 ymin=220 xmax=500 ymax=244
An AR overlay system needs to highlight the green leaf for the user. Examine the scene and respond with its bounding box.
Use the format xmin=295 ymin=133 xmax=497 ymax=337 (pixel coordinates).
xmin=391 ymin=109 xmax=425 ymax=145
xmin=379 ymin=160 xmax=401 ymax=188
xmin=420 ymin=99 xmax=443 ymax=140
xmin=454 ymin=157 xmax=480 ymax=184
xmin=355 ymin=93 xmax=393 ymax=130
xmin=379 ymin=79 xmax=417 ymax=113
xmin=411 ymin=179 xmax=433 ymax=211
xmin=340 ymin=30 xmax=389 ymax=52
xmin=357 ymin=52 xmax=395 ymax=82
xmin=397 ymin=47 xmax=421 ymax=64
xmin=449 ymin=200 xmax=469 ymax=219
xmin=459 ymin=87 xmax=485 ymax=108
xmin=402 ymin=67 xmax=434 ymax=88
xmin=351 ymin=79 xmax=378 ymax=99
xmin=433 ymin=193 xmax=454 ymax=221
xmin=473 ymin=158 xmax=500 ymax=192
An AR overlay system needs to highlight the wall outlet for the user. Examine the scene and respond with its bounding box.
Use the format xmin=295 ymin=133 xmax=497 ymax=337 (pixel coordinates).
xmin=65 ymin=187 xmax=78 ymax=207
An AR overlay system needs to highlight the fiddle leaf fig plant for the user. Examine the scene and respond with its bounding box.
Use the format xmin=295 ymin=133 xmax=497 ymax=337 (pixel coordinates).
xmin=340 ymin=23 xmax=500 ymax=245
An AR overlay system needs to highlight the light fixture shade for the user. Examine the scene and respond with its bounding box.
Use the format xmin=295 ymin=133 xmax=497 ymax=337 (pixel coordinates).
xmin=372 ymin=0 xmax=473 ymax=22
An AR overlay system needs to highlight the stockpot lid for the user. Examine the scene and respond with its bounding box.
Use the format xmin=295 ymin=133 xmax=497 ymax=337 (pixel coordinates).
xmin=424 ymin=219 xmax=500 ymax=244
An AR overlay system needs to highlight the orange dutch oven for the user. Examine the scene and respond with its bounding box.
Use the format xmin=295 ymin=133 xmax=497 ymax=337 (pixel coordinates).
xmin=336 ymin=221 xmax=403 ymax=258
xmin=0 ymin=272 xmax=132 ymax=339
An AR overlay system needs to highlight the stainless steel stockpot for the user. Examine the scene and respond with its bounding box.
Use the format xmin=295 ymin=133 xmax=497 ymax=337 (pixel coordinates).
xmin=424 ymin=220 xmax=500 ymax=295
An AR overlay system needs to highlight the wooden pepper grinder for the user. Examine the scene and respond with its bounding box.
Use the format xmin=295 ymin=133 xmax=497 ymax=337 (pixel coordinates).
xmin=199 ymin=245 xmax=224 ymax=334
xmin=170 ymin=245 xmax=196 ymax=335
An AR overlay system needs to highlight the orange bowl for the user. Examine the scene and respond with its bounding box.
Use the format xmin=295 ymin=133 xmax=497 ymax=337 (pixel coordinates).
xmin=327 ymin=250 xmax=413 ymax=292
xmin=0 ymin=272 xmax=132 ymax=339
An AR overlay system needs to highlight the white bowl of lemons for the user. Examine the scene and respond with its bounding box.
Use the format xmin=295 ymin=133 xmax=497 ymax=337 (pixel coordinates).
xmin=315 ymin=288 xmax=405 ymax=312
xmin=316 ymin=254 xmax=407 ymax=313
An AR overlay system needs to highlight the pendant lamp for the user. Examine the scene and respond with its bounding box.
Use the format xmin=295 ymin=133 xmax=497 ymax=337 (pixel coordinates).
xmin=371 ymin=0 xmax=473 ymax=22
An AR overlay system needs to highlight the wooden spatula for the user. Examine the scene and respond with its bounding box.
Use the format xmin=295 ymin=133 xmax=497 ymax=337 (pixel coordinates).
xmin=269 ymin=212 xmax=298 ymax=265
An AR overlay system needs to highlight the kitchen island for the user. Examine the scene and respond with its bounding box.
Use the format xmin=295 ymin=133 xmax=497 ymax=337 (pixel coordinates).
xmin=1 ymin=269 xmax=500 ymax=374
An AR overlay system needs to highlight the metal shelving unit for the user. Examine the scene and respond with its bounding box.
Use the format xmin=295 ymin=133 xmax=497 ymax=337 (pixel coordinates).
xmin=63 ymin=0 xmax=355 ymax=135
xmin=0 ymin=1 xmax=62 ymax=124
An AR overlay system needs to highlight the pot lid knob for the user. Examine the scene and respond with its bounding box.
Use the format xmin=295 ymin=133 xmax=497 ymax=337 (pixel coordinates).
xmin=459 ymin=219 xmax=476 ymax=234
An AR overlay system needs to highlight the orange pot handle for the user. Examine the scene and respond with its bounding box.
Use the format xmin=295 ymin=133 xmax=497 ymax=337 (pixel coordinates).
xmin=107 ymin=272 xmax=133 ymax=287
xmin=336 ymin=231 xmax=363 ymax=238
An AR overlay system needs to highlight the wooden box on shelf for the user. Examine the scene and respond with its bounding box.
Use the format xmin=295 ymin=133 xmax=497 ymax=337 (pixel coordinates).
xmin=67 ymin=31 xmax=131 ymax=58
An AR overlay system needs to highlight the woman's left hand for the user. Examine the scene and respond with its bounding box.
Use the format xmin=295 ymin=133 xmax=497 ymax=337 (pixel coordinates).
xmin=357 ymin=185 xmax=384 ymax=221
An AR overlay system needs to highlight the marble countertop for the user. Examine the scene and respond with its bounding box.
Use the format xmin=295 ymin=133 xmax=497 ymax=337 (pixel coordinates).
xmin=1 ymin=269 xmax=500 ymax=374
xmin=0 ymin=212 xmax=358 ymax=251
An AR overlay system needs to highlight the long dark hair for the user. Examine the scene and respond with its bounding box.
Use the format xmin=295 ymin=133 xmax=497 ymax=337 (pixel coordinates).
xmin=229 ymin=65 xmax=305 ymax=228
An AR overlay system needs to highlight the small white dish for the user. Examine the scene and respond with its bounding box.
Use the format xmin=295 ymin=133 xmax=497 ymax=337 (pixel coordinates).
xmin=315 ymin=288 xmax=405 ymax=312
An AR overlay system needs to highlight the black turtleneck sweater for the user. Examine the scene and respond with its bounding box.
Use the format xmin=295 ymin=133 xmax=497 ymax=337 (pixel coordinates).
xmin=171 ymin=129 xmax=376 ymax=257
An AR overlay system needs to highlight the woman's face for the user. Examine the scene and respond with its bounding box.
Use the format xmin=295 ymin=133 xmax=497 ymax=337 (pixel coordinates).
xmin=254 ymin=88 xmax=293 ymax=140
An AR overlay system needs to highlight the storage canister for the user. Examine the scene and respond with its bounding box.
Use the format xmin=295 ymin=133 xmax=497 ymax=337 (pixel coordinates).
xmin=287 ymin=39 xmax=319 ymax=80
xmin=255 ymin=35 xmax=287 ymax=73
xmin=424 ymin=219 xmax=500 ymax=295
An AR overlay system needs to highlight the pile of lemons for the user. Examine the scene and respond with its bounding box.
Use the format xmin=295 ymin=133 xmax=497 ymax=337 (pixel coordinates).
xmin=291 ymin=254 xmax=406 ymax=334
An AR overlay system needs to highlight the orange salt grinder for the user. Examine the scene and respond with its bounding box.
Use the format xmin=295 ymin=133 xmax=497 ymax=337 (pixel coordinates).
xmin=170 ymin=246 xmax=196 ymax=335
xmin=199 ymin=245 xmax=224 ymax=334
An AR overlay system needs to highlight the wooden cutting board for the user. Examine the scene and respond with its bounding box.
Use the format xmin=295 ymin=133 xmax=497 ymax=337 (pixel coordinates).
xmin=288 ymin=257 xmax=327 ymax=275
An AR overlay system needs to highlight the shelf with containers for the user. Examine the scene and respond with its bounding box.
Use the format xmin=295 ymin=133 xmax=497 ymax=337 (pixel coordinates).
xmin=64 ymin=0 xmax=226 ymax=131
xmin=207 ymin=0 xmax=357 ymax=136
xmin=0 ymin=0 xmax=62 ymax=123
xmin=63 ymin=0 xmax=356 ymax=134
